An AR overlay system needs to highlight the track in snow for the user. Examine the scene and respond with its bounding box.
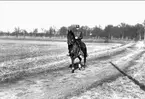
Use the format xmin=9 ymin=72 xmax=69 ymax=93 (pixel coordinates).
xmin=0 ymin=40 xmax=140 ymax=99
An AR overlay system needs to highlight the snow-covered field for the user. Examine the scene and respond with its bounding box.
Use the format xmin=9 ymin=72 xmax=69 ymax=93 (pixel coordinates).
xmin=0 ymin=39 xmax=144 ymax=99
xmin=70 ymin=41 xmax=145 ymax=99
xmin=0 ymin=39 xmax=122 ymax=82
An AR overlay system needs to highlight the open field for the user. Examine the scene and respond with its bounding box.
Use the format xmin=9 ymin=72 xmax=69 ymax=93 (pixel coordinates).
xmin=0 ymin=39 xmax=123 ymax=82
xmin=0 ymin=36 xmax=131 ymax=44
xmin=0 ymin=39 xmax=144 ymax=99
xmin=70 ymin=42 xmax=145 ymax=99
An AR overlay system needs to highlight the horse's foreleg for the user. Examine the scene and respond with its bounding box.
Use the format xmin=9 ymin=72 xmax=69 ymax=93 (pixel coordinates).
xmin=71 ymin=58 xmax=75 ymax=73
xmin=78 ymin=56 xmax=82 ymax=70
xmin=78 ymin=56 xmax=82 ymax=64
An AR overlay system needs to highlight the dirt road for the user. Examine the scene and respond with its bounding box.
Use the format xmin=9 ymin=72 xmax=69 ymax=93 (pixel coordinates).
xmin=0 ymin=40 xmax=143 ymax=99
xmin=70 ymin=41 xmax=145 ymax=99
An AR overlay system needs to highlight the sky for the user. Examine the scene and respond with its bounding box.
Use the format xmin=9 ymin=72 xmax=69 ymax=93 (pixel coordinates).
xmin=0 ymin=1 xmax=145 ymax=32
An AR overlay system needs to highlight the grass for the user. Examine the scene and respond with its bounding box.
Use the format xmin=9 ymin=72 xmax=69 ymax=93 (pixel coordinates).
xmin=0 ymin=40 xmax=122 ymax=82
xmin=0 ymin=36 xmax=131 ymax=44
xmin=0 ymin=39 xmax=134 ymax=84
xmin=70 ymin=47 xmax=145 ymax=99
xmin=0 ymin=40 xmax=141 ymax=99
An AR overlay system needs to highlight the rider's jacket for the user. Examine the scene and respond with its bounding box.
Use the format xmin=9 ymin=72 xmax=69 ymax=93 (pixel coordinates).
xmin=67 ymin=28 xmax=83 ymax=45
xmin=74 ymin=30 xmax=83 ymax=40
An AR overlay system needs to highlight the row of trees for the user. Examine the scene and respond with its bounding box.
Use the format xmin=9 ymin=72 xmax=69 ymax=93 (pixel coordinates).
xmin=0 ymin=27 xmax=56 ymax=38
xmin=0 ymin=22 xmax=145 ymax=40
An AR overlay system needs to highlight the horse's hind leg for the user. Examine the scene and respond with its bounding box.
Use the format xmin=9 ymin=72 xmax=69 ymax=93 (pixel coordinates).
xmin=84 ymin=56 xmax=86 ymax=68
xmin=83 ymin=48 xmax=87 ymax=68
xmin=80 ymin=43 xmax=87 ymax=67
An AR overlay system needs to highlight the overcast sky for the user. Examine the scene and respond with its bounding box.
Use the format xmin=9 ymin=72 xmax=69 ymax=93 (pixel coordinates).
xmin=0 ymin=1 xmax=145 ymax=32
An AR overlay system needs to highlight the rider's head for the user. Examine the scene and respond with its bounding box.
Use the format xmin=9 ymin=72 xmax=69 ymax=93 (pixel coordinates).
xmin=76 ymin=25 xmax=80 ymax=30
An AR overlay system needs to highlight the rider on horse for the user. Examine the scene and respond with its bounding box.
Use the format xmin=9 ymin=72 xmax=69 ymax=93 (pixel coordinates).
xmin=67 ymin=25 xmax=88 ymax=57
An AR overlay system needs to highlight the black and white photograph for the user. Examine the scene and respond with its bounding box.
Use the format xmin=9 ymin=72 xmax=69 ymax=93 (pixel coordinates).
xmin=0 ymin=1 xmax=145 ymax=99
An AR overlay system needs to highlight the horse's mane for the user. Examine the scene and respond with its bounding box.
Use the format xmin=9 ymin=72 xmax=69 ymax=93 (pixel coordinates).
xmin=67 ymin=30 xmax=75 ymax=44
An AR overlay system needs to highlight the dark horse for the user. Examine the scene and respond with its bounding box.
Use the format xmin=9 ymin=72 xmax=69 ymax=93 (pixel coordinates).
xmin=67 ymin=30 xmax=87 ymax=73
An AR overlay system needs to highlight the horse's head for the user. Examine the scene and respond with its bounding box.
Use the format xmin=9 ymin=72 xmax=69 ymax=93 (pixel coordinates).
xmin=67 ymin=30 xmax=76 ymax=45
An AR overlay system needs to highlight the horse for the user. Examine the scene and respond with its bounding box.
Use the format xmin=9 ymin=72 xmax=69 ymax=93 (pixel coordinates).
xmin=67 ymin=30 xmax=87 ymax=73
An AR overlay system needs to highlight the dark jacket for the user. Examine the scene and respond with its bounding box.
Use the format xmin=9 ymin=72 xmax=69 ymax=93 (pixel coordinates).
xmin=74 ymin=31 xmax=83 ymax=40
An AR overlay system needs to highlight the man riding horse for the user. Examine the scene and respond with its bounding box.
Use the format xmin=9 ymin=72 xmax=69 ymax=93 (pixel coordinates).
xmin=67 ymin=25 xmax=88 ymax=73
xmin=67 ymin=25 xmax=88 ymax=57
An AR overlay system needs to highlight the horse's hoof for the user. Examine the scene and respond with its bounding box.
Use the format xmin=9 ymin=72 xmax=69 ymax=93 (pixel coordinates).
xmin=78 ymin=63 xmax=82 ymax=70
xmin=78 ymin=64 xmax=81 ymax=68
xmin=82 ymin=65 xmax=86 ymax=69
xmin=69 ymin=64 xmax=72 ymax=68
xmin=72 ymin=70 xmax=74 ymax=73
xmin=71 ymin=67 xmax=75 ymax=73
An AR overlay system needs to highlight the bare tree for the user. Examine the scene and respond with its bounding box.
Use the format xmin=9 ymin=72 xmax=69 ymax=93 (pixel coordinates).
xmin=14 ymin=27 xmax=21 ymax=37
xmin=32 ymin=28 xmax=38 ymax=37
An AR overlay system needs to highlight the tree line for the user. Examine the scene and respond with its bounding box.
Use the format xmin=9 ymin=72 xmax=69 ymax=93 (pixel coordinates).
xmin=0 ymin=22 xmax=145 ymax=40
